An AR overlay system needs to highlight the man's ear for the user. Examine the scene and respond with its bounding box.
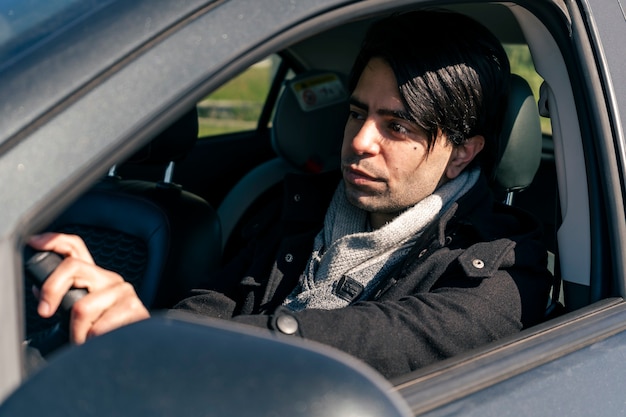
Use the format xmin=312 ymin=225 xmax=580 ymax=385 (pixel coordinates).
xmin=445 ymin=135 xmax=485 ymax=179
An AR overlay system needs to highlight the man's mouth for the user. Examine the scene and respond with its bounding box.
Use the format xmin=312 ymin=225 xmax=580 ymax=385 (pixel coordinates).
xmin=342 ymin=165 xmax=382 ymax=186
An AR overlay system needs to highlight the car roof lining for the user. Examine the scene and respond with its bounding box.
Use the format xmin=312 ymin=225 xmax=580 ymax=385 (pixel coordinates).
xmin=285 ymin=3 xmax=527 ymax=75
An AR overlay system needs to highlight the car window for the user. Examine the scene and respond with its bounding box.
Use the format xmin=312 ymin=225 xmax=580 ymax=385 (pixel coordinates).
xmin=504 ymin=43 xmax=551 ymax=135
xmin=197 ymin=54 xmax=288 ymax=138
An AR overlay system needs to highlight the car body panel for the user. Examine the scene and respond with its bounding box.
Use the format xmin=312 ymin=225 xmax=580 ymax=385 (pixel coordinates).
xmin=0 ymin=313 xmax=413 ymax=417
xmin=424 ymin=328 xmax=626 ymax=416
xmin=0 ymin=0 xmax=214 ymax=148
xmin=395 ymin=298 xmax=626 ymax=415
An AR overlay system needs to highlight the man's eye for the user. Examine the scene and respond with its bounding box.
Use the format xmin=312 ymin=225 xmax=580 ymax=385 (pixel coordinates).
xmin=349 ymin=110 xmax=365 ymax=120
xmin=390 ymin=122 xmax=409 ymax=134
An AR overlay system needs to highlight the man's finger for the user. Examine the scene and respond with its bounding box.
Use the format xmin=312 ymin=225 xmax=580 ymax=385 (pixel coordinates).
xmin=37 ymin=258 xmax=123 ymax=318
xmin=28 ymin=233 xmax=95 ymax=264
xmin=70 ymin=282 xmax=149 ymax=344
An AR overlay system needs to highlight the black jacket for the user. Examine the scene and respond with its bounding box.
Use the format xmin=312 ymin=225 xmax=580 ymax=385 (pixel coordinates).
xmin=174 ymin=171 xmax=553 ymax=379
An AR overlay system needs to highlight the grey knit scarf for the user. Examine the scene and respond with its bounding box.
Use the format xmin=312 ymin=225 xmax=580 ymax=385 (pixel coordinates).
xmin=282 ymin=168 xmax=480 ymax=311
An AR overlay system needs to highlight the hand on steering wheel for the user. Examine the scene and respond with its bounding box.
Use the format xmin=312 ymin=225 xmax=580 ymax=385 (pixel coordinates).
xmin=27 ymin=233 xmax=150 ymax=346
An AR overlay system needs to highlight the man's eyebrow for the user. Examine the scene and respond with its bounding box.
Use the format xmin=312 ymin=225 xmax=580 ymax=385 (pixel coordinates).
xmin=349 ymin=96 xmax=368 ymax=111
xmin=349 ymin=96 xmax=415 ymax=123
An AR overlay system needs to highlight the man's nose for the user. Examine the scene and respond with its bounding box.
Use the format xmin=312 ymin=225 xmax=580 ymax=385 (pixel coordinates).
xmin=350 ymin=120 xmax=381 ymax=155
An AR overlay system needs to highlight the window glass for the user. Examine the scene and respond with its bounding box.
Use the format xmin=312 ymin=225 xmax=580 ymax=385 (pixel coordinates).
xmin=504 ymin=43 xmax=551 ymax=135
xmin=197 ymin=55 xmax=281 ymax=138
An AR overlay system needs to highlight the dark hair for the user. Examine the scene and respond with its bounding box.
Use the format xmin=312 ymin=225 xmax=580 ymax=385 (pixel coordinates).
xmin=349 ymin=10 xmax=511 ymax=177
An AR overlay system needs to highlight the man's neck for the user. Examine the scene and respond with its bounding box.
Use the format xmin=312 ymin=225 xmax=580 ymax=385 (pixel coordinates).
xmin=369 ymin=212 xmax=400 ymax=230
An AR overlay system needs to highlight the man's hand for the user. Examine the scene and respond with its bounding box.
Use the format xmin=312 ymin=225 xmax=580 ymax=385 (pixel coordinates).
xmin=28 ymin=232 xmax=150 ymax=344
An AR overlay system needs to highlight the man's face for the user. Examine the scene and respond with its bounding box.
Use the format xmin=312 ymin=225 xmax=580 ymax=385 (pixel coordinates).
xmin=341 ymin=57 xmax=456 ymax=227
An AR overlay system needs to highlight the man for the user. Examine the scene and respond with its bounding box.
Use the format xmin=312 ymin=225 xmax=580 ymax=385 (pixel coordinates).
xmin=30 ymin=10 xmax=552 ymax=379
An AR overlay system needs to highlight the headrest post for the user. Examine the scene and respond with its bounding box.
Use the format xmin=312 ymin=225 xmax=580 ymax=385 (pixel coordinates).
xmin=504 ymin=191 xmax=515 ymax=206
xmin=164 ymin=161 xmax=175 ymax=184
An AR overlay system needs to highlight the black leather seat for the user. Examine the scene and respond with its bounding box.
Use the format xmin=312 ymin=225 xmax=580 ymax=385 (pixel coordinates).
xmin=25 ymin=108 xmax=222 ymax=339
xmin=97 ymin=108 xmax=222 ymax=309
xmin=93 ymin=178 xmax=220 ymax=309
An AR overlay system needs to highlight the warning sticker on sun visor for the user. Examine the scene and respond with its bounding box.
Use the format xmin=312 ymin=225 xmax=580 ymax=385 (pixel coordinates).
xmin=290 ymin=73 xmax=347 ymax=112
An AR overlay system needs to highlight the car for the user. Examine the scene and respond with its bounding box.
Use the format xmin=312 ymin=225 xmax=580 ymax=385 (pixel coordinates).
xmin=1 ymin=0 xmax=626 ymax=415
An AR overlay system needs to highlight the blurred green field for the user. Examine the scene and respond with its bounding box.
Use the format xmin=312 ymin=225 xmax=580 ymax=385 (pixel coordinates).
xmin=197 ymin=60 xmax=272 ymax=137
xmin=199 ymin=46 xmax=551 ymax=138
xmin=198 ymin=118 xmax=257 ymax=136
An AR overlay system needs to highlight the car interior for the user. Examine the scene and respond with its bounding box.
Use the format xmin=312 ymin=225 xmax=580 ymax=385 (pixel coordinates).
xmin=23 ymin=1 xmax=606 ymax=386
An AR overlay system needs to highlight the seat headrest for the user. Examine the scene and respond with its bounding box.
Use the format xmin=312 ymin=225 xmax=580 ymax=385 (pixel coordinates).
xmin=271 ymin=71 xmax=349 ymax=173
xmin=494 ymin=74 xmax=542 ymax=193
xmin=127 ymin=107 xmax=199 ymax=165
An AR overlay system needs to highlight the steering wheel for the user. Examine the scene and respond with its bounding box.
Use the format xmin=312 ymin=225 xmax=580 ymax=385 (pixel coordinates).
xmin=23 ymin=249 xmax=88 ymax=362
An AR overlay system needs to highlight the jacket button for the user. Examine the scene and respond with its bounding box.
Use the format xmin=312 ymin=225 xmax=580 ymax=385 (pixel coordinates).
xmin=472 ymin=259 xmax=485 ymax=269
xmin=293 ymin=194 xmax=301 ymax=202
xmin=285 ymin=253 xmax=294 ymax=263
xmin=276 ymin=315 xmax=298 ymax=335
